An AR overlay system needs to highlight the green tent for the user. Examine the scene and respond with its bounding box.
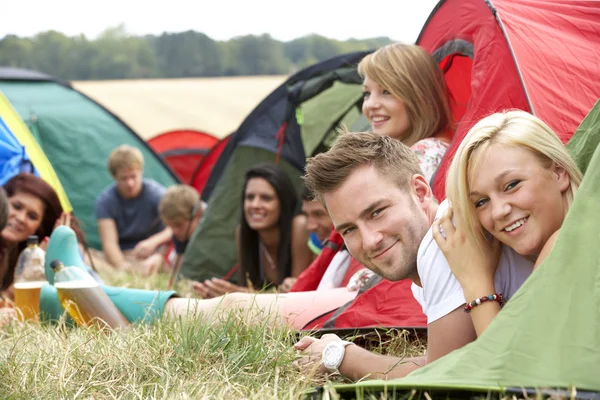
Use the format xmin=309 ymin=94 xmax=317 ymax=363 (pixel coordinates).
xmin=322 ymin=101 xmax=600 ymax=398
xmin=0 ymin=68 xmax=179 ymax=249
xmin=180 ymin=51 xmax=372 ymax=283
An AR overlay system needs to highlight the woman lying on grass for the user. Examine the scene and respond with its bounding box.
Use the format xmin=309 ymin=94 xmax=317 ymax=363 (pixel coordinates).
xmin=192 ymin=163 xmax=314 ymax=298
xmin=433 ymin=110 xmax=582 ymax=336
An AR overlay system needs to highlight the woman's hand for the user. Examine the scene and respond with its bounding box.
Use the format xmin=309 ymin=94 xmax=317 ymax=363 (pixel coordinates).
xmin=41 ymin=212 xmax=75 ymax=251
xmin=279 ymin=277 xmax=297 ymax=293
xmin=432 ymin=206 xmax=501 ymax=297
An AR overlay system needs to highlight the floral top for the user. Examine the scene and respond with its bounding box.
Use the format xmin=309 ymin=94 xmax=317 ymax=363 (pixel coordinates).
xmin=411 ymin=137 xmax=450 ymax=183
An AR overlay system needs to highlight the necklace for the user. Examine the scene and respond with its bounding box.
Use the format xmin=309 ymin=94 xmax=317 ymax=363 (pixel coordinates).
xmin=259 ymin=241 xmax=276 ymax=270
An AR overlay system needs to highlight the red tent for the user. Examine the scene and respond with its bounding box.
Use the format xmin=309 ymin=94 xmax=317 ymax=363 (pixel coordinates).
xmin=301 ymin=0 xmax=600 ymax=332
xmin=190 ymin=135 xmax=231 ymax=195
xmin=148 ymin=129 xmax=219 ymax=185
xmin=422 ymin=0 xmax=600 ymax=200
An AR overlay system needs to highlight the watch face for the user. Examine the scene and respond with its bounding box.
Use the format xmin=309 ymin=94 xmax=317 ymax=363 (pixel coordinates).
xmin=323 ymin=344 xmax=343 ymax=369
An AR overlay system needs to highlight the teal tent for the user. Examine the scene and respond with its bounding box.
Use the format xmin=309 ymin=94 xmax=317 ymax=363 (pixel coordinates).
xmin=0 ymin=68 xmax=180 ymax=249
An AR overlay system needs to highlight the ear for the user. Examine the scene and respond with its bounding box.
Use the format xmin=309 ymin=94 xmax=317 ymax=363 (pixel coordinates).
xmin=411 ymin=174 xmax=434 ymax=209
xmin=552 ymin=163 xmax=571 ymax=193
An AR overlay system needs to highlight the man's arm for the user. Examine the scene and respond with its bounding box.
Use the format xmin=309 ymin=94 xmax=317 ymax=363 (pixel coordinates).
xmin=133 ymin=227 xmax=173 ymax=260
xmin=97 ymin=218 xmax=125 ymax=269
xmin=296 ymin=305 xmax=476 ymax=380
xmin=295 ymin=334 xmax=425 ymax=380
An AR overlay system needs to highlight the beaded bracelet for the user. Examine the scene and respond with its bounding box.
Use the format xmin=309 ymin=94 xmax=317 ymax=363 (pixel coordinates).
xmin=463 ymin=293 xmax=505 ymax=313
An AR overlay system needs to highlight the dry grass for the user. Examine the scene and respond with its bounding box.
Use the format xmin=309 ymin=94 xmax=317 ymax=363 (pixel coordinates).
xmin=0 ymin=270 xmax=432 ymax=399
xmin=73 ymin=76 xmax=288 ymax=140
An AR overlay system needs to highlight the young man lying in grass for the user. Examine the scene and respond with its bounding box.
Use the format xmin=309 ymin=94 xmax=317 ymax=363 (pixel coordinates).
xmin=294 ymin=131 xmax=533 ymax=379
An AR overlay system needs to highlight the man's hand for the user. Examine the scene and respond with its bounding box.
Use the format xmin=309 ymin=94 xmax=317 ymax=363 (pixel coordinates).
xmin=279 ymin=277 xmax=297 ymax=293
xmin=192 ymin=278 xmax=247 ymax=298
xmin=293 ymin=334 xmax=345 ymax=375
xmin=132 ymin=239 xmax=157 ymax=260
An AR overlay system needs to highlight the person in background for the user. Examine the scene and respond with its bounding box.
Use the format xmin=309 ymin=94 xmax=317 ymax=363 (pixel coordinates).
xmin=193 ymin=163 xmax=313 ymax=297
xmin=158 ymin=184 xmax=203 ymax=271
xmin=95 ymin=145 xmax=172 ymax=276
xmin=0 ymin=173 xmax=91 ymax=301
xmin=279 ymin=186 xmax=333 ymax=292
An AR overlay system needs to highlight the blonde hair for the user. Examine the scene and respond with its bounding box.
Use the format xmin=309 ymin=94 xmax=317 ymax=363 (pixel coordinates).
xmin=159 ymin=185 xmax=199 ymax=223
xmin=358 ymin=43 xmax=453 ymax=146
xmin=304 ymin=130 xmax=422 ymax=205
xmin=446 ymin=110 xmax=582 ymax=250
xmin=107 ymin=145 xmax=144 ymax=177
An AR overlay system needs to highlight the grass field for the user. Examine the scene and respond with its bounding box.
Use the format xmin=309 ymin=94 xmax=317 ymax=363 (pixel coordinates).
xmin=73 ymin=76 xmax=288 ymax=140
xmin=0 ymin=271 xmax=429 ymax=399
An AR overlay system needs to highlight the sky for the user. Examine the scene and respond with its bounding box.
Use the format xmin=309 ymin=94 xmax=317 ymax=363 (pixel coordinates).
xmin=2 ymin=0 xmax=439 ymax=42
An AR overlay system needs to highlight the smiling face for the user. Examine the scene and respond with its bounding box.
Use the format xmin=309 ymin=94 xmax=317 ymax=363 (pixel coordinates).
xmin=243 ymin=177 xmax=281 ymax=232
xmin=2 ymin=191 xmax=45 ymax=245
xmin=324 ymin=165 xmax=430 ymax=281
xmin=470 ymin=143 xmax=570 ymax=256
xmin=361 ymin=75 xmax=411 ymax=140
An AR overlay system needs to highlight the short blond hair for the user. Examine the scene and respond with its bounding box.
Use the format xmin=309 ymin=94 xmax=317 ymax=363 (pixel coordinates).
xmin=358 ymin=43 xmax=453 ymax=146
xmin=159 ymin=185 xmax=199 ymax=223
xmin=304 ymin=131 xmax=422 ymax=205
xmin=107 ymin=145 xmax=144 ymax=177
xmin=446 ymin=110 xmax=582 ymax=250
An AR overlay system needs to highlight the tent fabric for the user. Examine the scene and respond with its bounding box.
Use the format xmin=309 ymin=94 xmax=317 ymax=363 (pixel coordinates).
xmin=420 ymin=0 xmax=600 ymax=201
xmin=190 ymin=134 xmax=230 ymax=195
xmin=180 ymin=51 xmax=372 ymax=282
xmin=148 ymin=129 xmax=219 ymax=184
xmin=0 ymin=115 xmax=35 ymax=183
xmin=0 ymin=71 xmax=180 ymax=249
xmin=0 ymin=91 xmax=71 ymax=210
xmin=290 ymin=230 xmax=344 ymax=293
xmin=326 ymin=99 xmax=600 ymax=396
xmin=198 ymin=51 xmax=371 ymax=203
xmin=303 ymin=279 xmax=427 ymax=331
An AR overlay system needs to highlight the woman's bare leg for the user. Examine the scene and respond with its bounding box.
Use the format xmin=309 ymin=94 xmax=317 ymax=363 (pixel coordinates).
xmin=163 ymin=288 xmax=358 ymax=328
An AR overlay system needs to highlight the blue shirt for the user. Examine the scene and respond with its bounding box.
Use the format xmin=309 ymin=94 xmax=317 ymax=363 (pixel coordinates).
xmin=95 ymin=178 xmax=166 ymax=250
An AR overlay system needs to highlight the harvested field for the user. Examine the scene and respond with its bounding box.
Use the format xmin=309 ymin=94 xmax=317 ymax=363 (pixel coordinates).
xmin=73 ymin=75 xmax=288 ymax=140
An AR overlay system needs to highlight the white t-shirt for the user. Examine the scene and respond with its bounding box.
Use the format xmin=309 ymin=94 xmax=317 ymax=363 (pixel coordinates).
xmin=411 ymin=200 xmax=534 ymax=324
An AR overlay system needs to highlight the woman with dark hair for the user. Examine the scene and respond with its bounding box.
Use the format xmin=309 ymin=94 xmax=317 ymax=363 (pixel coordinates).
xmin=193 ymin=163 xmax=313 ymax=297
xmin=0 ymin=173 xmax=87 ymax=299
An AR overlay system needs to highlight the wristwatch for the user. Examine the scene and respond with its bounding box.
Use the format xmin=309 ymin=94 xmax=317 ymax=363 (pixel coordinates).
xmin=322 ymin=340 xmax=353 ymax=373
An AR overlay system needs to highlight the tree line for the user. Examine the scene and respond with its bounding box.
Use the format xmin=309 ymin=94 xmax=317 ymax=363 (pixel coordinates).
xmin=0 ymin=25 xmax=393 ymax=80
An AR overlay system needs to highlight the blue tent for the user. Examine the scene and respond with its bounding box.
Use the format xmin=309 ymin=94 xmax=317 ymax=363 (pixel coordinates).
xmin=0 ymin=114 xmax=36 ymax=184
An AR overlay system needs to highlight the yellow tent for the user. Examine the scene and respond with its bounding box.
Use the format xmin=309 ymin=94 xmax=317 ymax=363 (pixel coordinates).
xmin=0 ymin=91 xmax=72 ymax=212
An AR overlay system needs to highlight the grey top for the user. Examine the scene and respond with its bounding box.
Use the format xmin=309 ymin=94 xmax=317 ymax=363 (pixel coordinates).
xmin=95 ymin=178 xmax=166 ymax=250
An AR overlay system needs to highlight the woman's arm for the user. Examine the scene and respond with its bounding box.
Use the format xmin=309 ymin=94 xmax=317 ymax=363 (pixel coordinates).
xmin=290 ymin=215 xmax=313 ymax=278
xmin=432 ymin=206 xmax=502 ymax=337
xmin=192 ymin=226 xmax=248 ymax=298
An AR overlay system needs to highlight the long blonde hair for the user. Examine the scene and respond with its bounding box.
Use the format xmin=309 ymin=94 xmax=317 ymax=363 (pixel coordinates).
xmin=446 ymin=110 xmax=582 ymax=250
xmin=358 ymin=43 xmax=453 ymax=146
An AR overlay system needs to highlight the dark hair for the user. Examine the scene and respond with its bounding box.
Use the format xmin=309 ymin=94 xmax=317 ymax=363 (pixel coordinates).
xmin=302 ymin=185 xmax=313 ymax=202
xmin=238 ymin=163 xmax=300 ymax=288
xmin=0 ymin=188 xmax=8 ymax=234
xmin=1 ymin=173 xmax=86 ymax=290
